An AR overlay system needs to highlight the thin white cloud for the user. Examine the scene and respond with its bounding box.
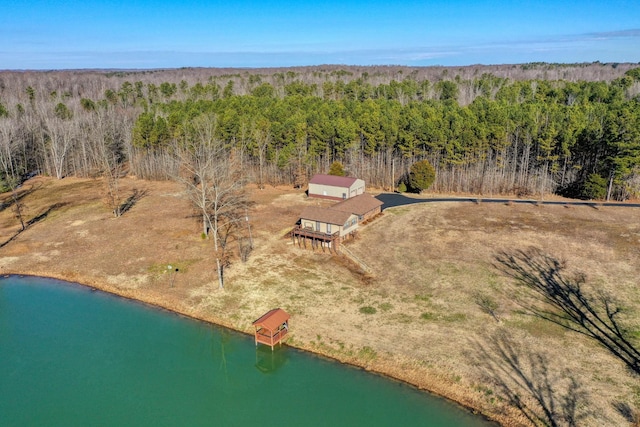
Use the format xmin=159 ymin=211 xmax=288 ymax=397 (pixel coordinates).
xmin=2 ymin=27 xmax=639 ymax=69
xmin=585 ymin=29 xmax=640 ymax=38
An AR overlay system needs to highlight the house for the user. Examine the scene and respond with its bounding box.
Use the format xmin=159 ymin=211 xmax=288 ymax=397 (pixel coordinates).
xmin=297 ymin=206 xmax=358 ymax=238
xmin=291 ymin=205 xmax=358 ymax=252
xmin=308 ymin=174 xmax=365 ymax=201
xmin=330 ymin=193 xmax=383 ymax=223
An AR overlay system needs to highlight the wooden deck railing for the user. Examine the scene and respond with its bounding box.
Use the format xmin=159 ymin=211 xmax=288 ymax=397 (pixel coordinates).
xmin=255 ymin=327 xmax=289 ymax=347
xmin=291 ymin=225 xmax=340 ymax=241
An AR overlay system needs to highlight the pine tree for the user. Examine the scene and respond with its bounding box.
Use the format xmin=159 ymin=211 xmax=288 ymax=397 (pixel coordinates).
xmin=408 ymin=160 xmax=436 ymax=193
xmin=328 ymin=161 xmax=346 ymax=176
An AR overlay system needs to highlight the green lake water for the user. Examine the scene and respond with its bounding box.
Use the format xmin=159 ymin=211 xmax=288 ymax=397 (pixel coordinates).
xmin=0 ymin=276 xmax=495 ymax=426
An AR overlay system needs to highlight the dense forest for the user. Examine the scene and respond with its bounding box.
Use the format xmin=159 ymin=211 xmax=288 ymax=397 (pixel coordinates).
xmin=0 ymin=62 xmax=639 ymax=200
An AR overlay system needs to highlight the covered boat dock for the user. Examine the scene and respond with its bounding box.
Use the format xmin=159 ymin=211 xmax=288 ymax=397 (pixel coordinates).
xmin=252 ymin=308 xmax=290 ymax=350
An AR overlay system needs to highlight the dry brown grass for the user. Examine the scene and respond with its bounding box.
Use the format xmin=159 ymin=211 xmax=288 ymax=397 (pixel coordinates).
xmin=1 ymin=176 xmax=638 ymax=427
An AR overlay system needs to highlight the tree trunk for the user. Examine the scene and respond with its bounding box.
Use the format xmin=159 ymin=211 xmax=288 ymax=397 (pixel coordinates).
xmin=606 ymin=169 xmax=615 ymax=201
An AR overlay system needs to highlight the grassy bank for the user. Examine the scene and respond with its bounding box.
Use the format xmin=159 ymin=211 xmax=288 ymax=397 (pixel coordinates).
xmin=0 ymin=176 xmax=638 ymax=426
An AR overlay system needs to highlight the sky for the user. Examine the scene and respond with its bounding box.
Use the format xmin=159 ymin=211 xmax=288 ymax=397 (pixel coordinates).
xmin=1 ymin=0 xmax=639 ymax=70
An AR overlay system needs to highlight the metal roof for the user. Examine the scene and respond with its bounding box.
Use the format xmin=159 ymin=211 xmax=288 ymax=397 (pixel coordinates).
xmin=309 ymin=174 xmax=359 ymax=188
xmin=330 ymin=194 xmax=383 ymax=216
xmin=299 ymin=206 xmax=353 ymax=225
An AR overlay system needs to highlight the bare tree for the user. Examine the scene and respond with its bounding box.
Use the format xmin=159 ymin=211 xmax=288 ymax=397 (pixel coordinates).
xmin=91 ymin=107 xmax=127 ymax=217
xmin=175 ymin=114 xmax=250 ymax=289
xmin=41 ymin=108 xmax=74 ymax=179
xmin=251 ymin=118 xmax=270 ymax=189
xmin=0 ymin=118 xmax=27 ymax=230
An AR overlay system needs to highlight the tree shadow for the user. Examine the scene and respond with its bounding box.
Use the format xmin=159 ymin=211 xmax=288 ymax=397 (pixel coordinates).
xmin=494 ymin=247 xmax=640 ymax=376
xmin=116 ymin=188 xmax=147 ymax=217
xmin=0 ymin=202 xmax=67 ymax=248
xmin=471 ymin=330 xmax=593 ymax=427
xmin=612 ymin=401 xmax=640 ymax=426
xmin=0 ymin=183 xmax=41 ymax=213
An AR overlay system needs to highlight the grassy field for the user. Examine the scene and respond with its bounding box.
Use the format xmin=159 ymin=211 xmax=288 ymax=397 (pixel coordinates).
xmin=0 ymin=176 xmax=638 ymax=426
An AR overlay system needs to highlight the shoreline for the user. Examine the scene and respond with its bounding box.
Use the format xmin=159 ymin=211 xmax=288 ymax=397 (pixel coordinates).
xmin=8 ymin=176 xmax=634 ymax=426
xmin=3 ymin=270 xmax=503 ymax=426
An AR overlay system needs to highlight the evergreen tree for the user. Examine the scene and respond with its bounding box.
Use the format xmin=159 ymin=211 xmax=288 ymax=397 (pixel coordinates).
xmin=408 ymin=159 xmax=436 ymax=193
xmin=328 ymin=161 xmax=346 ymax=176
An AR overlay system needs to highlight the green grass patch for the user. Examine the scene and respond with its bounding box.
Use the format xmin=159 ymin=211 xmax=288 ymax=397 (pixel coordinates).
xmin=419 ymin=309 xmax=466 ymax=322
xmin=357 ymin=346 xmax=378 ymax=361
xmin=389 ymin=313 xmax=414 ymax=324
xmin=148 ymin=259 xmax=197 ymax=276
xmin=386 ymin=207 xmax=410 ymax=216
xmin=443 ymin=312 xmax=467 ymax=322
xmin=420 ymin=312 xmax=436 ymax=320
xmin=507 ymin=317 xmax=567 ymax=338
xmin=414 ymin=294 xmax=432 ymax=303
xmin=359 ymin=306 xmax=377 ymax=315
xmin=473 ymin=384 xmax=494 ymax=397
xmin=378 ymin=302 xmax=393 ymax=312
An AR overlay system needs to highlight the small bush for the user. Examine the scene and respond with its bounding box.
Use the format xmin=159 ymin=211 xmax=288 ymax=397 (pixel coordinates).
xmin=359 ymin=306 xmax=377 ymax=314
xmin=397 ymin=181 xmax=407 ymax=193
xmin=420 ymin=312 xmax=436 ymax=320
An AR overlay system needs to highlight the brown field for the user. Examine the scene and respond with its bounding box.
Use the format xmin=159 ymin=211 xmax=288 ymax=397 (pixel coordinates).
xmin=0 ymin=175 xmax=638 ymax=427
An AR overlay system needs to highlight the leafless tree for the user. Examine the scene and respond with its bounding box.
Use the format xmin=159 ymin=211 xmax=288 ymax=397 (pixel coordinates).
xmin=41 ymin=109 xmax=74 ymax=179
xmin=0 ymin=118 xmax=27 ymax=230
xmin=251 ymin=118 xmax=270 ymax=189
xmin=90 ymin=107 xmax=127 ymax=216
xmin=174 ymin=114 xmax=250 ymax=289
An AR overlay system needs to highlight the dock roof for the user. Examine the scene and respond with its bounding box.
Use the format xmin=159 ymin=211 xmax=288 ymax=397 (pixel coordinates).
xmin=253 ymin=308 xmax=290 ymax=331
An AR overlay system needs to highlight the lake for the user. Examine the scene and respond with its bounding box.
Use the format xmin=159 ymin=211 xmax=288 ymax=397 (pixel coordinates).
xmin=0 ymin=275 xmax=495 ymax=426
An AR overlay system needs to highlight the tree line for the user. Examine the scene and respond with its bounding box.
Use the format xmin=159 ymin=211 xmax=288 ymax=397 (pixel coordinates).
xmin=0 ymin=63 xmax=639 ymax=200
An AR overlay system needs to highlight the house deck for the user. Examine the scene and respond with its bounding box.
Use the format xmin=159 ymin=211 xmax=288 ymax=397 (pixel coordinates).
xmin=291 ymin=225 xmax=341 ymax=253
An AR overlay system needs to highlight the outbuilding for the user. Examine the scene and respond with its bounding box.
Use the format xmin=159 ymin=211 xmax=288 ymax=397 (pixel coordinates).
xmin=253 ymin=308 xmax=290 ymax=351
xmin=308 ymin=174 xmax=365 ymax=201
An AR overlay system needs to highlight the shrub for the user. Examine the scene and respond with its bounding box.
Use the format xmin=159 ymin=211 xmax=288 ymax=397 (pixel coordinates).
xmin=328 ymin=161 xmax=346 ymax=176
xmin=359 ymin=306 xmax=377 ymax=314
xmin=583 ymin=173 xmax=608 ymax=200
xmin=408 ymin=160 xmax=436 ymax=193
xmin=397 ymin=181 xmax=407 ymax=193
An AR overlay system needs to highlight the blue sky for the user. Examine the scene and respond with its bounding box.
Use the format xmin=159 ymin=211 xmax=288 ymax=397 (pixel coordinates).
xmin=1 ymin=0 xmax=639 ymax=69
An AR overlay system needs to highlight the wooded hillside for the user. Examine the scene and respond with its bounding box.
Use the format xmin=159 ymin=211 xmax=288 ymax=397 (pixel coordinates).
xmin=1 ymin=62 xmax=639 ymax=199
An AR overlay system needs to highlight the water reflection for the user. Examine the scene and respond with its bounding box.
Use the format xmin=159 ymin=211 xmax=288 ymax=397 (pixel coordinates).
xmin=0 ymin=276 xmax=495 ymax=427
xmin=255 ymin=344 xmax=289 ymax=374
